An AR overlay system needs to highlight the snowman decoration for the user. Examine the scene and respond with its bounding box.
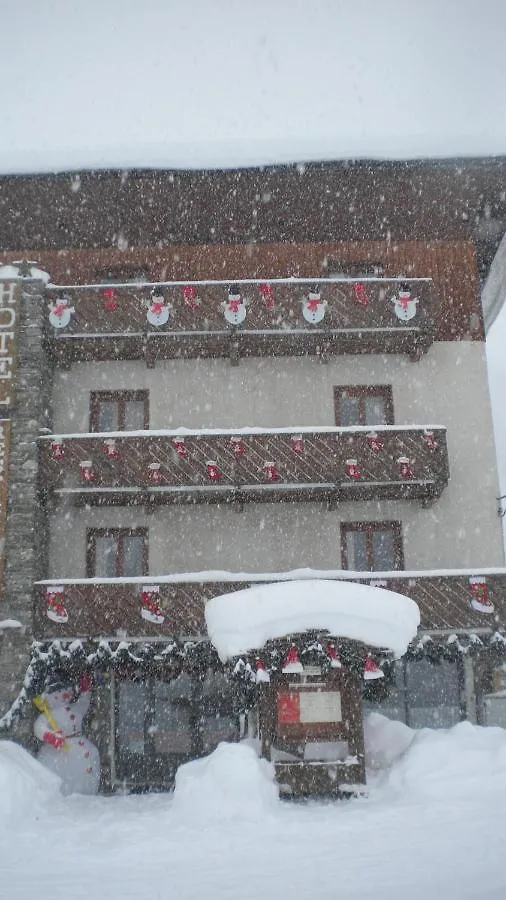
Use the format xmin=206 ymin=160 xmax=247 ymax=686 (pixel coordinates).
xmin=48 ymin=294 xmax=75 ymax=330
xmin=222 ymin=286 xmax=247 ymax=326
xmin=390 ymin=283 xmax=418 ymax=322
xmin=33 ymin=672 xmax=100 ymax=795
xmin=146 ymin=288 xmax=172 ymax=327
xmin=302 ymin=287 xmax=327 ymax=325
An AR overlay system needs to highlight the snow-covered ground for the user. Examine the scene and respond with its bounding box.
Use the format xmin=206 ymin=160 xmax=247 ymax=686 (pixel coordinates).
xmin=2 ymin=716 xmax=506 ymax=900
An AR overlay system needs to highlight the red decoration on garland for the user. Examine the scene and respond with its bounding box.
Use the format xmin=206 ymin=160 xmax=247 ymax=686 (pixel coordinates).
xmin=79 ymin=460 xmax=94 ymax=483
xmin=282 ymin=645 xmax=304 ymax=674
xmin=263 ymin=461 xmax=280 ymax=482
xmin=50 ymin=441 xmax=65 ymax=460
xmin=255 ymin=658 xmax=270 ymax=683
xmin=469 ymin=576 xmax=495 ymax=614
xmin=326 ymin=642 xmax=342 ymax=669
xmin=148 ymin=462 xmax=162 ymax=484
xmin=141 ymin=585 xmax=165 ymax=624
xmin=173 ymin=437 xmax=188 ymax=459
xmin=423 ymin=430 xmax=438 ymax=451
xmin=230 ymin=436 xmax=246 ymax=457
xmin=367 ymin=431 xmax=384 ymax=453
xmin=354 ymin=282 xmax=369 ymax=307
xmin=206 ymin=460 xmax=223 ymax=482
xmin=397 ymin=456 xmax=414 ymax=479
xmin=259 ymin=283 xmax=275 ymax=310
xmin=364 ymin=654 xmax=384 ymax=681
xmin=103 ymin=288 xmax=118 ymax=312
xmin=346 ymin=458 xmax=361 ymax=480
xmin=46 ymin=585 xmax=68 ymax=624
xmin=183 ymin=285 xmax=200 ymax=310
xmin=291 ymin=435 xmax=305 ymax=455
xmin=103 ymin=439 xmax=119 ymax=460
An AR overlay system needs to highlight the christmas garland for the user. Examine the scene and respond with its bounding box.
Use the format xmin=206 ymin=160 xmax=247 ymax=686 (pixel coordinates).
xmin=1 ymin=631 xmax=506 ymax=731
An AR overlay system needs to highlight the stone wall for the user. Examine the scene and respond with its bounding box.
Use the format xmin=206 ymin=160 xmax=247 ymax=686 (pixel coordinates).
xmin=0 ymin=278 xmax=53 ymax=742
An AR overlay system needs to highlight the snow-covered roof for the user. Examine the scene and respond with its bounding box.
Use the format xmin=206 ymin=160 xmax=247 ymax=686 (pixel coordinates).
xmin=205 ymin=579 xmax=420 ymax=660
xmin=1 ymin=1 xmax=505 ymax=174
xmin=36 ymin=566 xmax=506 ymax=587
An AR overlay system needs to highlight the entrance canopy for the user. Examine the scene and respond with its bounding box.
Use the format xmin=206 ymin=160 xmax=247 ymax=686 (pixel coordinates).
xmin=205 ymin=579 xmax=420 ymax=661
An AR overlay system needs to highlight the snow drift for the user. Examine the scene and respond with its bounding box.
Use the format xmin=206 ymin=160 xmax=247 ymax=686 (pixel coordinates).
xmin=383 ymin=719 xmax=506 ymax=799
xmin=0 ymin=740 xmax=62 ymax=827
xmin=171 ymin=742 xmax=279 ymax=824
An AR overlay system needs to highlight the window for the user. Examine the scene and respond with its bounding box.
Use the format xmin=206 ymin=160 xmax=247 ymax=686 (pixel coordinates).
xmin=86 ymin=528 xmax=148 ymax=578
xmin=364 ymin=659 xmax=463 ymax=729
xmin=341 ymin=522 xmax=404 ymax=571
xmin=90 ymin=390 xmax=149 ymax=432
xmin=96 ymin=268 xmax=148 ymax=284
xmin=114 ymin=671 xmax=240 ymax=786
xmin=334 ymin=386 xmax=393 ymax=427
xmin=326 ymin=260 xmax=385 ymax=278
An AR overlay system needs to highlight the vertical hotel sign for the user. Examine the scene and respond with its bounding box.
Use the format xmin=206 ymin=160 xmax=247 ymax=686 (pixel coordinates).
xmin=0 ymin=280 xmax=19 ymax=594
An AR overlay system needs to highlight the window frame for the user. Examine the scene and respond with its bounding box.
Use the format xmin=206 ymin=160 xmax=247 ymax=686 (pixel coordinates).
xmin=86 ymin=527 xmax=149 ymax=578
xmin=89 ymin=390 xmax=149 ymax=432
xmin=340 ymin=521 xmax=404 ymax=571
xmin=334 ymin=385 xmax=394 ymax=427
xmin=364 ymin=657 xmax=465 ymax=728
xmin=326 ymin=260 xmax=385 ymax=278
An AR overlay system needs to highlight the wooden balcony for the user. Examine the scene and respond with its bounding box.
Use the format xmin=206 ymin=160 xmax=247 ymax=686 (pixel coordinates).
xmin=35 ymin=570 xmax=506 ymax=641
xmin=39 ymin=426 xmax=449 ymax=506
xmin=45 ymin=277 xmax=437 ymax=364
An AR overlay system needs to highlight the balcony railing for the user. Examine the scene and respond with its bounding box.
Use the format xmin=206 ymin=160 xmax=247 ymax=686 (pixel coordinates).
xmin=36 ymin=569 xmax=506 ymax=641
xmin=39 ymin=426 xmax=449 ymax=506
xmin=45 ymin=277 xmax=436 ymax=363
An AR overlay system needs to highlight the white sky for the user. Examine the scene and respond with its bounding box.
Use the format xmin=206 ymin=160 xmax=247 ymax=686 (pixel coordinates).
xmin=2 ymin=0 xmax=506 ymax=539
xmin=1 ymin=0 xmax=506 ymax=172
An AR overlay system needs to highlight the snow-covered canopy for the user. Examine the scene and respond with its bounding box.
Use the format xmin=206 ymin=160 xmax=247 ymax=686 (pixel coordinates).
xmin=1 ymin=1 xmax=505 ymax=174
xmin=205 ymin=579 xmax=420 ymax=660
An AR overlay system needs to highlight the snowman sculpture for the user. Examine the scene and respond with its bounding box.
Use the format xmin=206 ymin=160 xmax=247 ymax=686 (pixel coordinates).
xmin=33 ymin=673 xmax=100 ymax=795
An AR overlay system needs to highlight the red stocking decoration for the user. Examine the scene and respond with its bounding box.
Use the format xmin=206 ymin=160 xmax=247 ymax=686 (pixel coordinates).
xmin=282 ymin=645 xmax=304 ymax=674
xmin=141 ymin=585 xmax=165 ymax=624
xmin=364 ymin=654 xmax=384 ymax=681
xmin=354 ymin=282 xmax=369 ymax=307
xmin=469 ymin=577 xmax=495 ymax=614
xmin=255 ymin=658 xmax=271 ymax=683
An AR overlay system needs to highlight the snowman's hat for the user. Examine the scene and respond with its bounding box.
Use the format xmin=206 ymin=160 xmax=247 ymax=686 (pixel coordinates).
xmin=44 ymin=674 xmax=79 ymax=699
